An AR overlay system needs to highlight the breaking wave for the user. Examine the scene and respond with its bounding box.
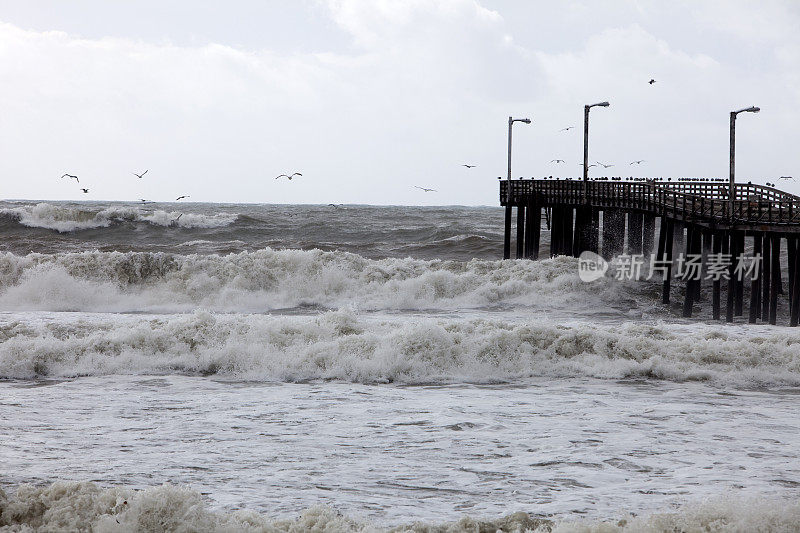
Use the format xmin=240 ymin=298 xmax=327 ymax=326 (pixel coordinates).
xmin=0 ymin=481 xmax=797 ymax=532
xmin=0 ymin=249 xmax=646 ymax=314
xmin=0 ymin=203 xmax=237 ymax=232
xmin=1 ymin=309 xmax=798 ymax=386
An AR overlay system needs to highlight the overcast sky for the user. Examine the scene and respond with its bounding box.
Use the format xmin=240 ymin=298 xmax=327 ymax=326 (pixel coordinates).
xmin=0 ymin=0 xmax=797 ymax=205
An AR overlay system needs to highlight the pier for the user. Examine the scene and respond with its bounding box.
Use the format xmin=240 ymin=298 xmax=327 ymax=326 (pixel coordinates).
xmin=500 ymin=178 xmax=800 ymax=326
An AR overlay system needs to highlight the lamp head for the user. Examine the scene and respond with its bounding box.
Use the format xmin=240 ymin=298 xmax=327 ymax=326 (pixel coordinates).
xmin=734 ymin=106 xmax=760 ymax=114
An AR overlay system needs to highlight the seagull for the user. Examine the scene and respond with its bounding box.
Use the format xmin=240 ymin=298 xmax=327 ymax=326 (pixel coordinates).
xmin=779 ymin=176 xmax=795 ymax=181
xmin=630 ymin=160 xmax=646 ymax=165
xmin=550 ymin=159 xmax=565 ymax=163
xmin=462 ymin=164 xmax=476 ymax=168
xmin=61 ymin=173 xmax=79 ymax=182
xmin=578 ymin=163 xmax=598 ymax=168
xmin=175 ymin=195 xmax=190 ymax=201
xmin=139 ymin=199 xmax=152 ymax=203
xmin=275 ymin=172 xmax=302 ymax=180
xmin=80 ymin=188 xmax=89 ymax=193
xmin=133 ymin=170 xmax=148 ymax=179
xmin=559 ymin=126 xmax=574 ymax=132
xmin=596 ymin=162 xmax=615 ymax=168
xmin=170 ymin=213 xmax=183 ymax=226
xmin=414 ymin=186 xmax=436 ymax=192
xmin=328 ymin=203 xmax=342 ymax=209
xmin=648 ymin=79 xmax=656 ymax=85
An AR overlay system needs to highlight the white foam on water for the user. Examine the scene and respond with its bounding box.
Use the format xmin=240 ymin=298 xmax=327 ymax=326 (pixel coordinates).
xmin=0 ymin=481 xmax=797 ymax=532
xmin=1 ymin=309 xmax=798 ymax=387
xmin=0 ymin=250 xmax=646 ymax=314
xmin=0 ymin=203 xmax=237 ymax=232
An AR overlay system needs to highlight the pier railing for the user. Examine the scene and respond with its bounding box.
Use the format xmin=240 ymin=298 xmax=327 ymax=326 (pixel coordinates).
xmin=500 ymin=180 xmax=800 ymax=227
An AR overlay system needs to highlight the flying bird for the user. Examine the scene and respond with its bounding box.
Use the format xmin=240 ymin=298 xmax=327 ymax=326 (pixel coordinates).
xmin=648 ymin=79 xmax=656 ymax=85
xmin=133 ymin=170 xmax=148 ymax=179
xmin=175 ymin=195 xmax=190 ymax=201
xmin=80 ymin=188 xmax=89 ymax=193
xmin=630 ymin=160 xmax=646 ymax=165
xmin=779 ymin=176 xmax=795 ymax=181
xmin=462 ymin=164 xmax=476 ymax=168
xmin=550 ymin=159 xmax=565 ymax=164
xmin=596 ymin=162 xmax=615 ymax=168
xmin=61 ymin=173 xmax=79 ymax=182
xmin=414 ymin=186 xmax=436 ymax=192
xmin=275 ymin=172 xmax=302 ymax=180
xmin=559 ymin=126 xmax=575 ymax=132
xmin=578 ymin=163 xmax=598 ymax=168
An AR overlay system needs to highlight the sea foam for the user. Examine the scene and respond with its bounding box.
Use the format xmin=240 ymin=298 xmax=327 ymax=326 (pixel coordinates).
xmin=1 ymin=309 xmax=798 ymax=386
xmin=1 ymin=481 xmax=798 ymax=532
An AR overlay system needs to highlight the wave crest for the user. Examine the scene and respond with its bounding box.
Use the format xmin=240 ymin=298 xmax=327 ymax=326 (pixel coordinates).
xmin=0 ymin=203 xmax=237 ymax=232
xmin=0 ymin=249 xmax=643 ymax=313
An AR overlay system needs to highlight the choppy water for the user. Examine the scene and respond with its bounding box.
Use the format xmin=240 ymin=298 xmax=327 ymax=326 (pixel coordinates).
xmin=1 ymin=200 xmax=799 ymax=532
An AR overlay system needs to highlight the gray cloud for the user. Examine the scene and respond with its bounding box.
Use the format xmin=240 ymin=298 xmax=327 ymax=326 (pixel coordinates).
xmin=0 ymin=0 xmax=796 ymax=204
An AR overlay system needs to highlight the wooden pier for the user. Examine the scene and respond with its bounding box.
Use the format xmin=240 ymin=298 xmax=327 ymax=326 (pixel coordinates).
xmin=500 ymin=179 xmax=800 ymax=325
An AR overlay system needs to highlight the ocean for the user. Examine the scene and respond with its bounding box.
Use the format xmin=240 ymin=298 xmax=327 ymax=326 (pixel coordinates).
xmin=0 ymin=200 xmax=799 ymax=532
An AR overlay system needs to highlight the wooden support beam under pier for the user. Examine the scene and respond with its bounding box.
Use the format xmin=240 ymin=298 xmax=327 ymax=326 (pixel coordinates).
xmin=663 ymin=218 xmax=674 ymax=305
xmin=524 ymin=199 xmax=541 ymax=259
xmin=770 ymin=234 xmax=781 ymax=325
xmin=682 ymin=225 xmax=701 ymax=318
xmin=791 ymin=245 xmax=800 ymax=327
xmin=642 ymin=215 xmax=656 ymax=258
xmin=762 ymin=235 xmax=772 ymax=321
xmin=726 ymin=231 xmax=736 ymax=323
xmin=562 ymin=207 xmax=574 ymax=257
xmin=503 ymin=206 xmax=512 ymax=260
xmin=749 ymin=232 xmax=762 ymax=324
xmin=712 ymin=231 xmax=722 ymax=320
xmin=627 ymin=212 xmax=643 ymax=255
xmin=602 ymin=209 xmax=625 ymax=258
xmin=734 ymin=231 xmax=745 ymax=316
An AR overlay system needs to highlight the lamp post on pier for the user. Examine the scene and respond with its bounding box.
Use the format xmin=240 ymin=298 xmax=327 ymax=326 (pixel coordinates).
xmin=729 ymin=106 xmax=760 ymax=218
xmin=583 ymin=101 xmax=609 ymax=202
xmin=507 ymin=116 xmax=531 ymax=199
xmin=504 ymin=116 xmax=531 ymax=259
